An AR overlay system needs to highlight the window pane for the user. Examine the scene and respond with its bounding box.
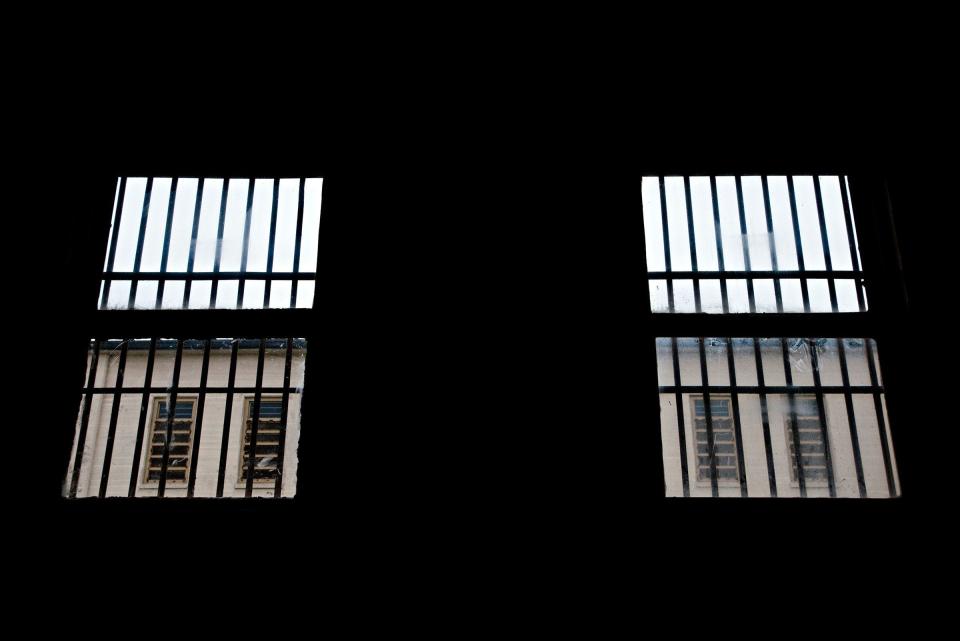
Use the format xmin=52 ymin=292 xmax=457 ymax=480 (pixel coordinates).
xmin=643 ymin=176 xmax=867 ymax=314
xmin=64 ymin=338 xmax=307 ymax=498
xmin=99 ymin=177 xmax=323 ymax=310
xmin=657 ymin=338 xmax=898 ymax=498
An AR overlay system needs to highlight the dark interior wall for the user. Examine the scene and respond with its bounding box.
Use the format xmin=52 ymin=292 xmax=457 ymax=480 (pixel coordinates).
xmin=19 ymin=99 xmax=944 ymax=596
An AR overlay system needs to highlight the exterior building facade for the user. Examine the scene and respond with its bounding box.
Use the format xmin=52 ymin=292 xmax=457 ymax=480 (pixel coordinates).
xmin=65 ymin=339 xmax=306 ymax=498
xmin=658 ymin=337 xmax=899 ymax=498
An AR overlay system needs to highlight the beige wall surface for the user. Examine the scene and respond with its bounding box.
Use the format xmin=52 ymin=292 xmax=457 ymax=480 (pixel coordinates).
xmin=657 ymin=338 xmax=899 ymax=498
xmin=65 ymin=345 xmax=306 ymax=498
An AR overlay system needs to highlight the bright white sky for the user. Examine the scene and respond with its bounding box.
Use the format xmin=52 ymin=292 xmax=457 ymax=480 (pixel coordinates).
xmin=641 ymin=176 xmax=864 ymax=313
xmin=101 ymin=178 xmax=322 ymax=310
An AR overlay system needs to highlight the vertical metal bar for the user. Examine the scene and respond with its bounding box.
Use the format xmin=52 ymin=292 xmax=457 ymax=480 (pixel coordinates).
xmin=837 ymin=338 xmax=867 ymax=497
xmin=780 ymin=337 xmax=806 ymax=496
xmin=710 ymin=177 xmax=729 ymax=313
xmin=273 ymin=337 xmax=294 ymax=497
xmin=760 ymin=176 xmax=784 ymax=312
xmin=216 ymin=339 xmax=241 ymax=496
xmin=752 ymin=338 xmax=778 ymax=497
xmin=724 ymin=338 xmax=748 ymax=496
xmin=697 ymin=337 xmax=719 ymax=496
xmin=245 ymin=338 xmax=267 ymax=497
xmin=127 ymin=338 xmax=158 ymax=497
xmin=658 ymin=177 xmax=675 ymax=312
xmin=155 ymin=177 xmax=180 ymax=309
xmin=683 ymin=177 xmax=702 ymax=312
xmin=786 ymin=176 xmax=811 ymax=312
xmin=670 ymin=337 xmax=689 ymax=496
xmin=209 ymin=180 xmax=230 ymax=309
xmin=187 ymin=339 xmax=211 ymax=497
xmin=69 ymin=339 xmax=101 ymax=497
xmin=157 ymin=339 xmax=184 ymax=497
xmin=128 ymin=178 xmax=154 ymax=308
xmin=839 ymin=176 xmax=867 ymax=312
xmin=101 ymin=177 xmax=127 ymax=309
xmin=264 ymin=178 xmax=280 ymax=308
xmin=735 ymin=176 xmax=756 ymax=313
xmin=183 ymin=178 xmax=206 ymax=308
xmin=236 ymin=179 xmax=256 ymax=309
xmin=812 ymin=177 xmax=839 ymax=312
xmin=864 ymin=339 xmax=897 ymax=496
xmin=807 ymin=339 xmax=837 ymax=497
xmin=98 ymin=340 xmax=129 ymax=497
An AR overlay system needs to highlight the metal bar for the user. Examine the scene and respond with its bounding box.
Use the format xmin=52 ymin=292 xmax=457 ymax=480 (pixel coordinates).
xmin=69 ymin=339 xmax=101 ymax=497
xmin=82 ymin=386 xmax=296 ymax=394
xmin=101 ymin=177 xmax=127 ymax=309
xmin=864 ymin=338 xmax=897 ymax=496
xmin=669 ymin=337 xmax=689 ymax=496
xmin=657 ymin=385 xmax=884 ymax=394
xmin=807 ymin=339 xmax=837 ymax=496
xmin=183 ymin=178 xmax=206 ymax=308
xmin=236 ymin=179 xmax=256 ymax=309
xmin=761 ymin=176 xmax=784 ymax=313
xmin=813 ymin=177 xmax=839 ymax=312
xmin=264 ymin=179 xmax=280 ymax=308
xmin=155 ymin=177 xmax=180 ymax=309
xmin=710 ymin=177 xmax=729 ymax=313
xmin=786 ymin=176 xmax=811 ymax=312
xmin=647 ymin=270 xmax=861 ymax=279
xmin=780 ymin=337 xmax=806 ymax=496
xmin=128 ymin=177 xmax=154 ymax=308
xmin=244 ymin=338 xmax=267 ymax=497
xmin=127 ymin=337 xmax=158 ymax=497
xmin=290 ymin=178 xmax=305 ymax=308
xmin=697 ymin=337 xmax=719 ymax=496
xmin=658 ymin=177 xmax=675 ymax=311
xmin=104 ymin=271 xmax=317 ymax=281
xmin=209 ymin=179 xmax=229 ymax=309
xmin=837 ymin=338 xmax=867 ymax=497
xmin=97 ymin=340 xmax=129 ymax=497
xmin=215 ymin=339 xmax=241 ymax=496
xmin=839 ymin=176 xmax=867 ymax=311
xmin=187 ymin=339 xmax=211 ymax=497
xmin=753 ymin=337 xmax=778 ymax=497
xmin=157 ymin=339 xmax=184 ymax=497
xmin=734 ymin=176 xmax=757 ymax=313
xmin=274 ymin=337 xmax=294 ymax=497
xmin=683 ymin=177 xmax=702 ymax=312
xmin=723 ymin=338 xmax=748 ymax=496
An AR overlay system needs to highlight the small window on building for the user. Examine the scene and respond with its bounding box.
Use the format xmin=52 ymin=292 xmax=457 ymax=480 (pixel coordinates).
xmin=145 ymin=399 xmax=196 ymax=484
xmin=240 ymin=399 xmax=285 ymax=484
xmin=692 ymin=396 xmax=740 ymax=484
xmin=786 ymin=396 xmax=829 ymax=485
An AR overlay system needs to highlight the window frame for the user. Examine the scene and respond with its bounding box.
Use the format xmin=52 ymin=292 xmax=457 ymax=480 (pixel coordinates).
xmin=57 ymin=166 xmax=330 ymax=508
xmin=640 ymin=169 xmax=911 ymax=507
xmin=236 ymin=395 xmax=286 ymax=489
xmin=141 ymin=396 xmax=198 ymax=487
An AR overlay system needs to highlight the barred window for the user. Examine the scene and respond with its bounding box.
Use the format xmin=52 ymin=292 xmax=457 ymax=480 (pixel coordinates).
xmin=648 ymin=173 xmax=901 ymax=499
xmin=64 ymin=173 xmax=319 ymax=500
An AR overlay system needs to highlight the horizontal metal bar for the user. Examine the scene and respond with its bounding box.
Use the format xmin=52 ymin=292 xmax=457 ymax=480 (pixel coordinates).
xmin=102 ymin=271 xmax=316 ymax=281
xmin=658 ymin=385 xmax=884 ymax=394
xmin=81 ymin=387 xmax=300 ymax=394
xmin=647 ymin=270 xmax=862 ymax=280
xmin=95 ymin=338 xmax=306 ymax=350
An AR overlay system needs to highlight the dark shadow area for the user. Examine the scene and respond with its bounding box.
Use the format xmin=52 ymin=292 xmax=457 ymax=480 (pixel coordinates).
xmin=16 ymin=84 xmax=944 ymax=598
